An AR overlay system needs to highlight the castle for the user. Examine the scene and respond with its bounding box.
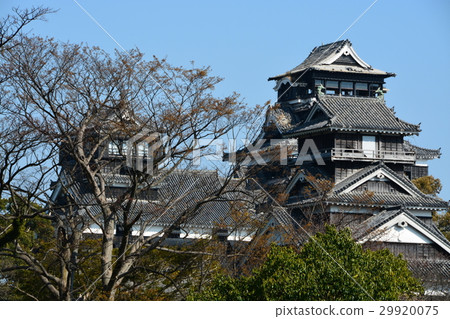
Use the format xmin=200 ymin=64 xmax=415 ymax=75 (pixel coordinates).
xmin=248 ymin=40 xmax=449 ymax=295
xmin=50 ymin=40 xmax=450 ymax=295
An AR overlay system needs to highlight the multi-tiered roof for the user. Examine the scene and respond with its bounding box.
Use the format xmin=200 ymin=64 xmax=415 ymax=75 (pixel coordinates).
xmin=260 ymin=40 xmax=446 ymax=208
xmin=260 ymin=40 xmax=450 ymax=291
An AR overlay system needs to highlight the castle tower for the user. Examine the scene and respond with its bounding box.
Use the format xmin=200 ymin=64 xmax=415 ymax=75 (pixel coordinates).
xmin=258 ymin=40 xmax=449 ymax=292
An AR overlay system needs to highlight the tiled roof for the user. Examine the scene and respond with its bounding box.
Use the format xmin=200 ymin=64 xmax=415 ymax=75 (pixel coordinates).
xmin=267 ymin=101 xmax=329 ymax=135
xmin=407 ymin=259 xmax=450 ymax=284
xmin=269 ymin=96 xmax=420 ymax=136
xmin=333 ymin=162 xmax=416 ymax=194
xmin=327 ymin=192 xmax=447 ymax=211
xmin=154 ymin=171 xmax=242 ymax=228
xmin=122 ymin=196 xmax=235 ymax=229
xmin=285 ymin=165 xmax=332 ymax=194
xmin=270 ymin=107 xmax=295 ymax=132
xmin=404 ymin=141 xmax=441 ymax=160
xmin=55 ymin=170 xmax=255 ymax=230
xmin=350 ymin=208 xmax=400 ymax=241
xmin=330 ymin=162 xmax=448 ymax=210
xmin=290 ymin=40 xmax=350 ymax=72
xmin=284 ymin=118 xmax=330 ymax=136
xmin=287 ymin=162 xmax=448 ymax=211
xmin=318 ymin=95 xmax=420 ymax=133
xmin=104 ymin=174 xmax=133 ymax=185
xmin=268 ymin=40 xmax=392 ymax=80
xmin=350 ymin=208 xmax=450 ymax=287
xmin=264 ymin=206 xmax=309 ymax=245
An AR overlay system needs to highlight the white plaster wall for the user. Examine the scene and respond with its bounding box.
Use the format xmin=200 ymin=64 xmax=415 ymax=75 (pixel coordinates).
xmin=372 ymin=224 xmax=432 ymax=244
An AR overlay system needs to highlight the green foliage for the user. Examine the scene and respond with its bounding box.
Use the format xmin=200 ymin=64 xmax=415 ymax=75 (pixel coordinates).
xmin=194 ymin=226 xmax=423 ymax=301
xmin=434 ymin=210 xmax=450 ymax=241
xmin=412 ymin=176 xmax=442 ymax=196
xmin=0 ymin=198 xmax=24 ymax=247
xmin=0 ymin=198 xmax=7 ymax=211
xmin=0 ymin=217 xmax=25 ymax=247
xmin=1 ymin=197 xmax=46 ymax=245
xmin=1 ymin=193 xmax=227 ymax=300
xmin=111 ymin=241 xmax=225 ymax=301
xmin=0 ymin=197 xmax=56 ymax=300
xmin=412 ymin=175 xmax=448 ymax=240
xmin=0 ymin=196 xmax=45 ymax=247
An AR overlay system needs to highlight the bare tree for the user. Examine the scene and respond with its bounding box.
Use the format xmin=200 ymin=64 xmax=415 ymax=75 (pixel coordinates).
xmin=0 ymin=6 xmax=58 ymax=300
xmin=0 ymin=6 xmax=54 ymax=52
xmin=0 ymin=27 xmax=265 ymax=300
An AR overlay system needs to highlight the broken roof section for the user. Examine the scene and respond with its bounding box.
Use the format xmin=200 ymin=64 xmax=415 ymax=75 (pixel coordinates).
xmin=268 ymin=40 xmax=395 ymax=81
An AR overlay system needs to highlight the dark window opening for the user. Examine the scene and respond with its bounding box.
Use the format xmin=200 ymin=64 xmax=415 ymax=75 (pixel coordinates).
xmin=278 ymin=83 xmax=290 ymax=100
xmin=369 ymin=83 xmax=381 ymax=97
xmin=116 ymin=224 xmax=124 ymax=237
xmin=355 ymin=82 xmax=369 ymax=96
xmin=168 ymin=227 xmax=181 ymax=239
xmin=315 ymin=79 xmax=324 ymax=86
xmin=214 ymin=229 xmax=229 ymax=242
xmin=325 ymin=80 xmax=339 ymax=95
xmin=340 ymin=81 xmax=354 ymax=96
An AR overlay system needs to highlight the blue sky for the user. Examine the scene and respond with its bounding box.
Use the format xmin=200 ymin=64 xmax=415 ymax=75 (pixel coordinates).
xmin=2 ymin=0 xmax=450 ymax=200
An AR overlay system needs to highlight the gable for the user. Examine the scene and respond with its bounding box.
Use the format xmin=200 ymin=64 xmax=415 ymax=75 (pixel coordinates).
xmin=340 ymin=167 xmax=418 ymax=196
xmin=285 ymin=169 xmax=327 ymax=195
xmin=370 ymin=224 xmax=432 ymax=244
xmin=332 ymin=54 xmax=360 ymax=66
xmin=268 ymin=40 xmax=393 ymax=82
xmin=357 ymin=212 xmax=450 ymax=255
xmin=351 ymin=179 xmax=409 ymax=195
xmin=309 ymin=108 xmax=328 ymax=122
xmin=319 ymin=42 xmax=371 ymax=69
xmin=285 ymin=171 xmax=308 ymax=195
xmin=305 ymin=104 xmax=330 ymax=123
xmin=317 ymin=96 xmax=420 ymax=135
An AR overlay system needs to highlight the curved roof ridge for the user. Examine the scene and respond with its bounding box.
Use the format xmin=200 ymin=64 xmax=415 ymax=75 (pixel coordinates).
xmin=291 ymin=40 xmax=351 ymax=71
xmin=268 ymin=40 xmax=393 ymax=81
xmin=404 ymin=140 xmax=441 ymax=159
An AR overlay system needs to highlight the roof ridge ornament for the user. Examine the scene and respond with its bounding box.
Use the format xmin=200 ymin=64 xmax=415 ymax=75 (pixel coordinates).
xmin=316 ymin=83 xmax=325 ymax=96
xmin=375 ymin=87 xmax=384 ymax=101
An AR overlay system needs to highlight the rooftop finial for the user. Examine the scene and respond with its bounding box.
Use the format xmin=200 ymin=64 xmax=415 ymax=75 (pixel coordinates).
xmin=316 ymin=84 xmax=325 ymax=96
xmin=375 ymin=87 xmax=384 ymax=101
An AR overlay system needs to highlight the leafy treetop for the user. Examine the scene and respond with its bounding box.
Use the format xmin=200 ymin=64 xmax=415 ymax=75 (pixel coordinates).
xmin=193 ymin=225 xmax=423 ymax=301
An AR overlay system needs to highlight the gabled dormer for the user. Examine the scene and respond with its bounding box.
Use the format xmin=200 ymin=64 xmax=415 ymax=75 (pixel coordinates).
xmin=269 ymin=40 xmax=395 ymax=101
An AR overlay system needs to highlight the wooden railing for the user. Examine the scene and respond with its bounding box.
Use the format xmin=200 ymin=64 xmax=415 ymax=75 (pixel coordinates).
xmin=330 ymin=148 xmax=416 ymax=162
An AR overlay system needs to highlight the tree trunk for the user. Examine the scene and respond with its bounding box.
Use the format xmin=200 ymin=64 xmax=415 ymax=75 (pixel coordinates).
xmin=101 ymin=213 xmax=115 ymax=291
